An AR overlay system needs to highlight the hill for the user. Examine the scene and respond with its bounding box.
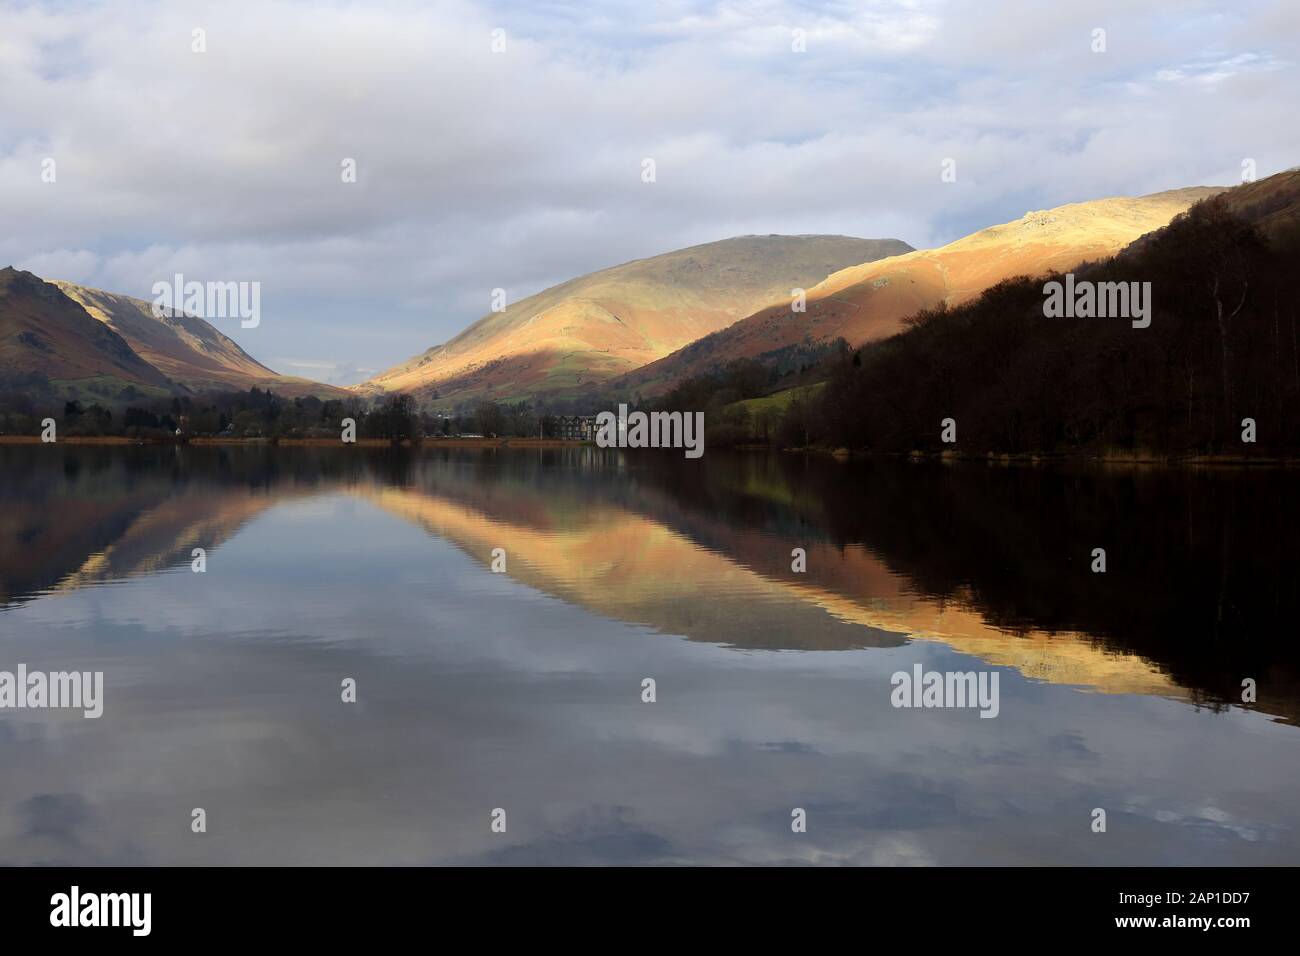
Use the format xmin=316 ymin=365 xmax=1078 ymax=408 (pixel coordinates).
xmin=783 ymin=168 xmax=1300 ymax=457
xmin=360 ymin=234 xmax=911 ymax=407
xmin=617 ymin=187 xmax=1222 ymax=396
xmin=0 ymin=267 xmax=175 ymax=397
xmin=53 ymin=282 xmax=348 ymax=399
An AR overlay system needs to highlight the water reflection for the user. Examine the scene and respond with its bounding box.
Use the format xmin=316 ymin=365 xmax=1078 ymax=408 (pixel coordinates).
xmin=5 ymin=444 xmax=1295 ymax=720
xmin=3 ymin=444 xmax=1299 ymax=865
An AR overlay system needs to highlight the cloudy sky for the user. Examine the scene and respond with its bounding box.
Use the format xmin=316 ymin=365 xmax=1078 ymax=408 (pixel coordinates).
xmin=2 ymin=0 xmax=1297 ymax=384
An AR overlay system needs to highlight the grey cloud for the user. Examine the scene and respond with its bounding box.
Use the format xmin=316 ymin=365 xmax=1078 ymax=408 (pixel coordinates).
xmin=0 ymin=0 xmax=1295 ymax=382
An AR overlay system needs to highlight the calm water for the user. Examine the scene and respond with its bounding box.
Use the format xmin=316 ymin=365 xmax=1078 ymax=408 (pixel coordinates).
xmin=1 ymin=444 xmax=1298 ymax=865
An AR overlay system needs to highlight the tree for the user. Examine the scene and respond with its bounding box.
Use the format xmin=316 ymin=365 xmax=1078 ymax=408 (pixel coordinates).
xmin=369 ymin=393 xmax=422 ymax=444
xmin=472 ymin=401 xmax=503 ymax=437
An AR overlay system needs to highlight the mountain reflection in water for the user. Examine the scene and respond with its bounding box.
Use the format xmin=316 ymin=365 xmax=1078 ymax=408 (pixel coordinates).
xmin=4 ymin=444 xmax=1295 ymax=718
xmin=2 ymin=444 xmax=1298 ymax=865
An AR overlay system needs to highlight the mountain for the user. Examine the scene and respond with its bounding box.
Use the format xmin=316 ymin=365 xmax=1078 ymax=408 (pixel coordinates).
xmin=52 ymin=282 xmax=347 ymax=399
xmin=0 ymin=267 xmax=174 ymax=394
xmin=0 ymin=268 xmax=347 ymax=401
xmin=617 ymin=187 xmax=1223 ymax=396
xmin=783 ymin=167 xmax=1300 ymax=457
xmin=360 ymin=235 xmax=912 ymax=406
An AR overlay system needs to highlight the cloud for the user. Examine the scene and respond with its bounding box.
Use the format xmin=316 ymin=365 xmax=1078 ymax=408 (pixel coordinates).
xmin=1155 ymin=51 xmax=1282 ymax=85
xmin=273 ymin=358 xmax=378 ymax=385
xmin=0 ymin=0 xmax=1296 ymax=383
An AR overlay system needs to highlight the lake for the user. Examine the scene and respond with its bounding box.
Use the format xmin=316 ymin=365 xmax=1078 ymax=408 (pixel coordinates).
xmin=1 ymin=444 xmax=1298 ymax=864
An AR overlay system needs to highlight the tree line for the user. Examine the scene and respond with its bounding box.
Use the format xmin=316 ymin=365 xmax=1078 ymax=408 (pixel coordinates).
xmin=0 ymin=385 xmax=589 ymax=443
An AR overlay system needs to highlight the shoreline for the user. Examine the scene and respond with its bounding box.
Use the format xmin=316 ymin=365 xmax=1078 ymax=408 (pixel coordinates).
xmin=0 ymin=435 xmax=586 ymax=448
xmin=3 ymin=434 xmax=1299 ymax=466
xmin=808 ymin=447 xmax=1300 ymax=468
